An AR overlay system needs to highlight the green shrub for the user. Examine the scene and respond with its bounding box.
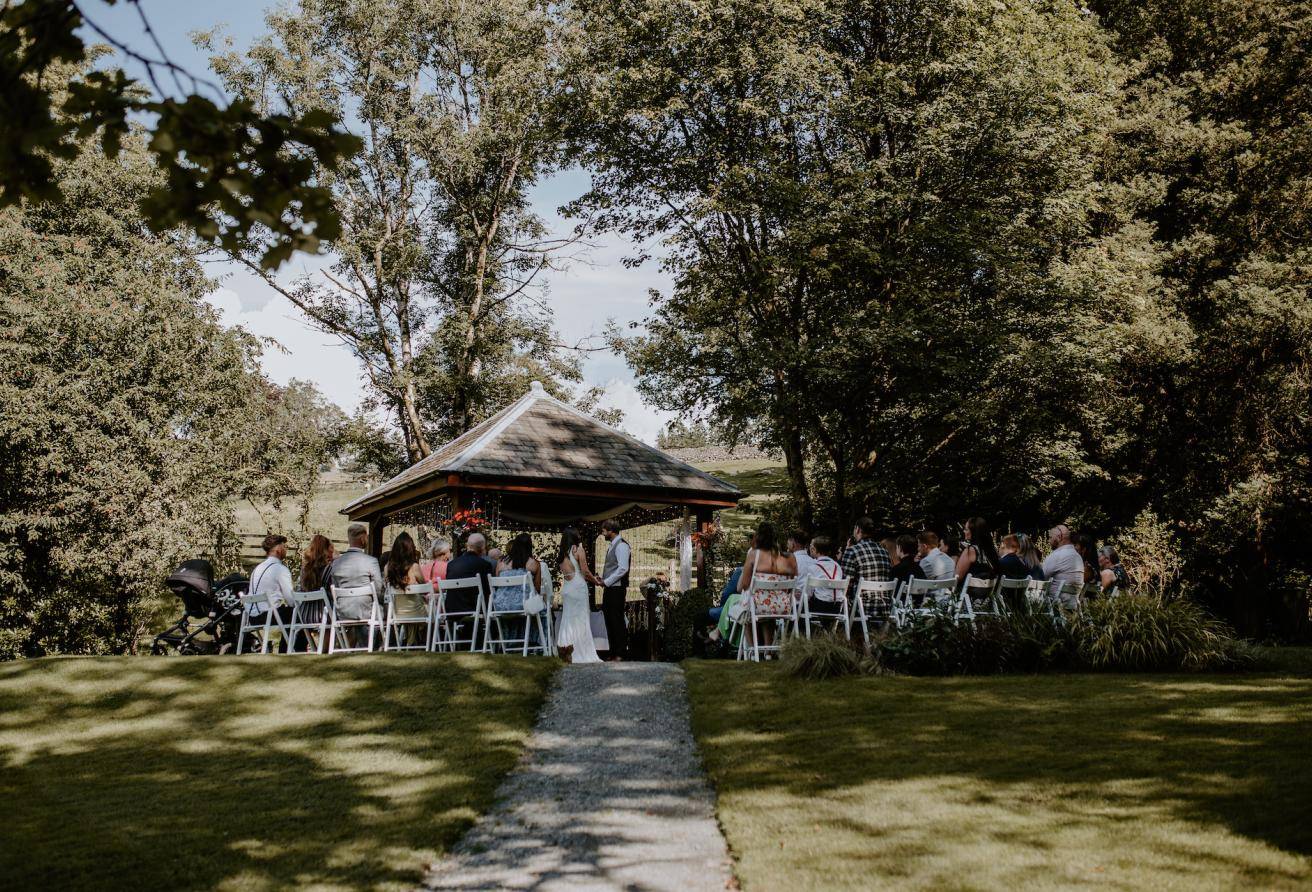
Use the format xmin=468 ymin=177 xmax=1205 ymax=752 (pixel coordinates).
xmin=780 ymin=633 xmax=862 ymax=680
xmin=873 ymin=609 xmax=1023 ymax=675
xmin=1074 ymin=594 xmax=1251 ymax=671
xmin=663 ymin=587 xmax=715 ymax=661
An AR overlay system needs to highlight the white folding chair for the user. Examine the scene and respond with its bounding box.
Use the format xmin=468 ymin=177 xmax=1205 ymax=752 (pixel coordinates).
xmin=286 ymin=589 xmax=334 ymax=654
xmin=434 ymin=578 xmax=484 ymax=652
xmin=1024 ymin=578 xmax=1049 ymax=611
xmin=900 ymin=576 xmax=959 ymax=623
xmin=384 ymin=583 xmax=433 ymax=652
xmin=799 ymin=576 xmax=851 ymax=639
xmin=957 ymin=575 xmax=1001 ymax=621
xmin=236 ymin=590 xmax=289 ymax=654
xmin=737 ymin=577 xmax=799 ymax=662
xmin=328 ymin=584 xmax=382 ymax=653
xmin=485 ymin=575 xmax=547 ymax=655
xmin=850 ymin=578 xmax=899 ymax=641
xmin=995 ymin=577 xmax=1031 ymax=616
xmin=1045 ymin=579 xmax=1083 ymax=619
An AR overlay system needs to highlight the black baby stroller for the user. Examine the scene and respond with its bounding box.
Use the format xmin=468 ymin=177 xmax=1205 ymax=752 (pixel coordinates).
xmin=151 ymin=559 xmax=248 ymax=655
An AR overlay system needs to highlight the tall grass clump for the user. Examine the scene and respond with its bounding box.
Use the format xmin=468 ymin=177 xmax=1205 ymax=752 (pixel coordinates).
xmin=780 ymin=632 xmax=862 ymax=679
xmin=1075 ymin=594 xmax=1252 ymax=671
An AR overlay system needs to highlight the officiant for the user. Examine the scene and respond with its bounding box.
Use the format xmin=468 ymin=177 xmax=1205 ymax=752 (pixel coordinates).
xmin=599 ymin=519 xmax=631 ymax=660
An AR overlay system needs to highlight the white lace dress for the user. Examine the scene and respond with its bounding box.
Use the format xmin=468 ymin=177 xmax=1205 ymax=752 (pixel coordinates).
xmin=555 ymin=546 xmax=601 ymax=663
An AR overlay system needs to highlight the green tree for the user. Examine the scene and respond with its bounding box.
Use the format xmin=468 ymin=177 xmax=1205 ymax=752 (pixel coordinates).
xmin=0 ymin=1 xmax=360 ymax=269
xmin=1079 ymin=0 xmax=1312 ymax=636
xmin=0 ymin=122 xmax=336 ymax=659
xmin=201 ymin=0 xmax=585 ymax=459
xmin=572 ymin=0 xmax=1123 ymax=531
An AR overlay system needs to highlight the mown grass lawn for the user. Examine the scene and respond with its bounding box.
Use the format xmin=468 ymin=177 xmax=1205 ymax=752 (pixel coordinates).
xmin=0 ymin=654 xmax=556 ymax=891
xmin=685 ymin=659 xmax=1312 ymax=890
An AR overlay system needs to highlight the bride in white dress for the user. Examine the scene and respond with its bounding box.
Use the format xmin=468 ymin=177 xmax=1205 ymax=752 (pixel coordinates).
xmin=554 ymin=527 xmax=602 ymax=664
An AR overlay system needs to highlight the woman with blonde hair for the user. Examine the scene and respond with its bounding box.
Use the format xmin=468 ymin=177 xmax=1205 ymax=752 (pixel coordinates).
xmin=423 ymin=538 xmax=452 ymax=583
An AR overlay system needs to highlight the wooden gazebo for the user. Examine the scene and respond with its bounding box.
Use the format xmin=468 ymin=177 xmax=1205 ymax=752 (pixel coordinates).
xmin=341 ymin=382 xmax=742 ymax=589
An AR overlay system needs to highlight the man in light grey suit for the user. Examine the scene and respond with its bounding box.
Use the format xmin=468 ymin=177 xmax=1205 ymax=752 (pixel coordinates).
xmin=327 ymin=522 xmax=384 ymax=644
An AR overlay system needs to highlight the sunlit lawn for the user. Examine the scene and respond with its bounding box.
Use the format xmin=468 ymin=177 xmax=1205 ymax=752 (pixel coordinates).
xmin=0 ymin=654 xmax=556 ymax=891
xmin=685 ymin=657 xmax=1312 ymax=890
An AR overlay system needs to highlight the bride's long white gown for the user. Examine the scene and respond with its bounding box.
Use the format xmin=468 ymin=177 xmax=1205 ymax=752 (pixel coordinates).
xmin=556 ymin=554 xmax=602 ymax=664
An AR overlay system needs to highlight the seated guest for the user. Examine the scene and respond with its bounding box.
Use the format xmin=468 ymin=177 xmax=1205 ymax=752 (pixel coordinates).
xmin=445 ymin=532 xmax=497 ymax=614
xmin=803 ymin=535 xmax=846 ymax=627
xmin=941 ymin=531 xmax=962 ymax=560
xmin=891 ymin=534 xmax=927 ymax=584
xmin=493 ymin=532 xmax=543 ymax=643
xmin=998 ymin=534 xmax=1044 ymax=580
xmin=487 ymin=546 xmax=503 ymax=565
xmin=956 ymin=517 xmax=1000 ymax=581
xmin=1099 ymin=546 xmax=1129 ymax=594
xmin=840 ymin=516 xmax=892 ymax=593
xmin=423 ymin=538 xmax=452 ymax=583
xmin=789 ymin=529 xmax=816 ymax=597
xmin=248 ymin=533 xmax=295 ymax=650
xmin=327 ymin=523 xmax=385 ymax=645
xmin=1073 ymin=532 xmax=1098 ymax=585
xmin=292 ymin=533 xmax=334 ymax=650
xmin=385 ymin=531 xmax=426 ymax=591
xmin=879 ymin=538 xmax=899 ymax=567
xmin=1017 ymin=533 xmax=1046 ymax=579
xmin=1041 ymin=524 xmax=1084 ymax=586
xmin=703 ymin=534 xmax=755 ymax=647
xmin=737 ymin=522 xmax=798 ymax=651
xmin=297 ymin=533 xmax=335 ymax=592
xmin=916 ymin=531 xmax=955 ymax=580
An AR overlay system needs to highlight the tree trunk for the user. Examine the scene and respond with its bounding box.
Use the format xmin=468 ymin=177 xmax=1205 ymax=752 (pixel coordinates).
xmin=780 ymin=423 xmax=814 ymax=531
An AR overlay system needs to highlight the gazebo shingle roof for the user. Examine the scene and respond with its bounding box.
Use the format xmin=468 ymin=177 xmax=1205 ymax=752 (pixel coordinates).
xmin=343 ymin=383 xmax=741 ymax=518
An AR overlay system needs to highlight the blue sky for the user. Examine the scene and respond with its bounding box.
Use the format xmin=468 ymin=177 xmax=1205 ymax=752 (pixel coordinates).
xmin=83 ymin=0 xmax=673 ymax=442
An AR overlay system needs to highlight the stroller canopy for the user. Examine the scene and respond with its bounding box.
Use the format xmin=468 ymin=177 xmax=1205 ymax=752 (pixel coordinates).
xmin=167 ymin=559 xmax=214 ymax=599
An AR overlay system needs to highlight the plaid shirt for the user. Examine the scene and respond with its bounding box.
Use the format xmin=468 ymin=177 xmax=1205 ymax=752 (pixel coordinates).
xmin=840 ymin=538 xmax=892 ymax=593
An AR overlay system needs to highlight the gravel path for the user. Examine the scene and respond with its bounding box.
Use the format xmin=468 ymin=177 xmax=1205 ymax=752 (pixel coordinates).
xmin=424 ymin=662 xmax=734 ymax=891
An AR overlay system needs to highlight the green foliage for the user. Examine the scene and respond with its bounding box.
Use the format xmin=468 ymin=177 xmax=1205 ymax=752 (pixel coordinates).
xmin=1075 ymin=595 xmax=1253 ymax=672
xmin=779 ymin=633 xmax=862 ymax=680
xmin=657 ymin=420 xmax=715 ymax=450
xmin=0 ymin=2 xmax=360 ymax=269
xmin=1109 ymin=510 xmax=1184 ymax=602
xmin=872 ymin=598 xmax=1248 ymax=676
xmin=0 ymin=131 xmax=335 ymax=659
xmin=662 ymin=587 xmax=714 ymax=662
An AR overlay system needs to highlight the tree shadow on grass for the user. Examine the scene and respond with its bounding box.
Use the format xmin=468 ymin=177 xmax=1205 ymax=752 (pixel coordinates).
xmin=686 ymin=665 xmax=1312 ymax=889
xmin=0 ymin=654 xmax=555 ymax=891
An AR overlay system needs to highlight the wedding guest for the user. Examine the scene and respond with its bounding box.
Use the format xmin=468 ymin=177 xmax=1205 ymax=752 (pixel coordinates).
xmin=445 ymin=532 xmax=496 ymax=614
xmin=702 ymin=533 xmax=754 ymax=650
xmin=803 ymin=535 xmax=846 ymax=629
xmin=248 ymin=534 xmax=294 ymax=650
xmin=879 ymin=537 xmax=899 ymax=566
xmin=998 ymin=534 xmax=1044 ymax=580
xmin=492 ymin=533 xmax=542 ymax=644
xmin=891 ymin=534 xmax=927 ymax=585
xmin=1041 ymin=524 xmax=1084 ymax=585
xmin=1099 ymin=546 xmax=1129 ymax=594
xmin=941 ymin=531 xmax=962 ymax=561
xmin=738 ymin=521 xmax=797 ymax=651
xmin=956 ymin=517 xmax=1000 ymax=581
xmin=327 ymin=523 xmax=385 ymax=646
xmin=1073 ymin=532 xmax=1098 ymax=585
xmin=917 ymin=531 xmax=955 ymax=580
xmin=840 ymin=516 xmax=892 ymax=595
xmin=487 ymin=546 xmax=504 ymax=564
xmin=385 ymin=531 xmax=426 ymax=591
xmin=423 ymin=538 xmax=452 ymax=583
xmin=297 ymin=533 xmax=335 ymax=592
xmin=789 ymin=529 xmax=816 ymax=596
xmin=1017 ymin=533 xmax=1046 ymax=579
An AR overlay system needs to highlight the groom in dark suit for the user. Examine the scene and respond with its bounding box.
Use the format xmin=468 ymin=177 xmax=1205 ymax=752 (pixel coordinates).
xmin=599 ymin=519 xmax=631 ymax=660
